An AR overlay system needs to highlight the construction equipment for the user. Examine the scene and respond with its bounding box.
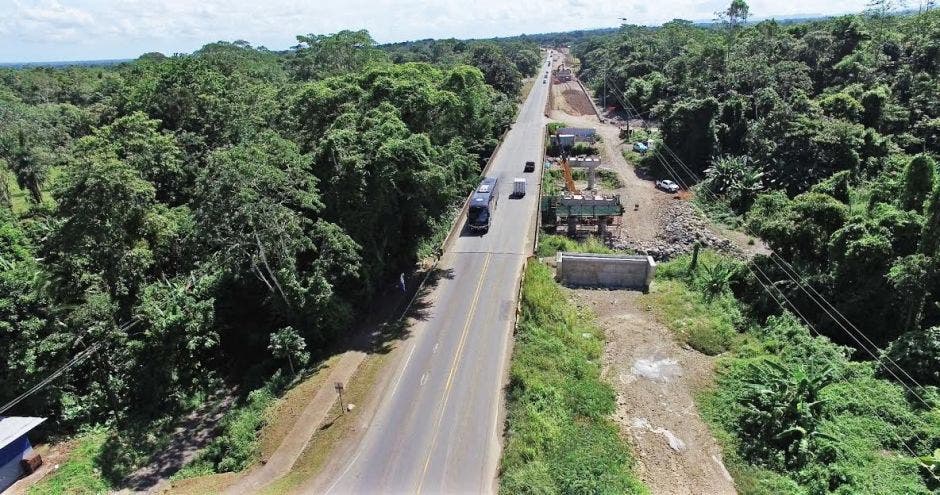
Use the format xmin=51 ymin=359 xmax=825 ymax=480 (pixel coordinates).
xmin=560 ymin=156 xmax=578 ymax=193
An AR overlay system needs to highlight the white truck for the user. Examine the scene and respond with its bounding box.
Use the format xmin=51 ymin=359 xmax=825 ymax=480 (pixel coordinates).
xmin=511 ymin=177 xmax=527 ymax=198
xmin=656 ymin=179 xmax=680 ymax=193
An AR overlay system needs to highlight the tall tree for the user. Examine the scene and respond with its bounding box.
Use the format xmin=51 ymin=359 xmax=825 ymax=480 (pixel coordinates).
xmin=900 ymin=154 xmax=936 ymax=212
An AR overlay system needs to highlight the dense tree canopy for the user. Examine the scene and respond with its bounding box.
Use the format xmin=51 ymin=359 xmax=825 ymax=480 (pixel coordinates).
xmin=576 ymin=8 xmax=940 ymax=348
xmin=0 ymin=30 xmax=522 ymax=444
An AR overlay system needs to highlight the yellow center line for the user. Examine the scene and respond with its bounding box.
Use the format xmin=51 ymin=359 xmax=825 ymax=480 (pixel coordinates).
xmin=414 ymin=252 xmax=492 ymax=495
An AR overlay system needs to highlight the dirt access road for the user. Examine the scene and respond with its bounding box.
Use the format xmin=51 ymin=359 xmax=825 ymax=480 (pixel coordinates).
xmin=550 ymin=77 xmax=737 ymax=494
xmin=578 ymin=289 xmax=735 ymax=494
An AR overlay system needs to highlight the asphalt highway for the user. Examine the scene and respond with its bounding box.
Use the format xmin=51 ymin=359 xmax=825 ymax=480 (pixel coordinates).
xmin=317 ymin=53 xmax=555 ymax=495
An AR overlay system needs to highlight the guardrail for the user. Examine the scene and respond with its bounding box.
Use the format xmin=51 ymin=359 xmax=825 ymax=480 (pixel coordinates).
xmin=531 ymin=126 xmax=547 ymax=256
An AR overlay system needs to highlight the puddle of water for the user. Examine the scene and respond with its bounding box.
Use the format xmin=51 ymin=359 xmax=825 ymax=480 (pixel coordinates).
xmin=632 ymin=357 xmax=682 ymax=381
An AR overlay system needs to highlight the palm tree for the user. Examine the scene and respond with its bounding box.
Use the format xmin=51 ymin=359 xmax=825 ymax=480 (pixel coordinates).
xmin=10 ymin=130 xmax=47 ymax=204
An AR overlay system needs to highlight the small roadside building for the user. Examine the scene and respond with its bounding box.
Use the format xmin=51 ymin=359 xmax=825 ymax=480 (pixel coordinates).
xmin=0 ymin=416 xmax=45 ymax=492
xmin=557 ymin=127 xmax=596 ymax=143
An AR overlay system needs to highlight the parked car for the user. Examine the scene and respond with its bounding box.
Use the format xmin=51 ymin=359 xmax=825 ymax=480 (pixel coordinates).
xmin=524 ymin=160 xmax=536 ymax=172
xmin=633 ymin=142 xmax=649 ymax=153
xmin=656 ymin=179 xmax=680 ymax=193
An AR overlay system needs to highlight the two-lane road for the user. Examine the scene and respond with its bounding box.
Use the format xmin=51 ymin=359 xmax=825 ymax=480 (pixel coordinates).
xmin=315 ymin=55 xmax=554 ymax=495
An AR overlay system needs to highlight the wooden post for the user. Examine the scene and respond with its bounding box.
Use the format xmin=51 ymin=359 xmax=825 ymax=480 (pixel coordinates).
xmin=690 ymin=243 xmax=700 ymax=273
xmin=334 ymin=382 xmax=345 ymax=415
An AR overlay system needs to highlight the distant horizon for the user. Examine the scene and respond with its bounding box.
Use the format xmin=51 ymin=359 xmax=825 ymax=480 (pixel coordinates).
xmin=0 ymin=10 xmax=840 ymax=66
xmin=0 ymin=13 xmax=846 ymax=66
xmin=0 ymin=0 xmax=878 ymax=64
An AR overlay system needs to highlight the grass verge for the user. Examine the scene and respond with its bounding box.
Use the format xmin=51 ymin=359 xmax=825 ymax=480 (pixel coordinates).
xmin=519 ymin=78 xmax=536 ymax=104
xmin=536 ymin=234 xmax=615 ymax=258
xmin=649 ymin=251 xmax=940 ymax=494
xmin=648 ymin=251 xmax=744 ymax=355
xmin=28 ymin=429 xmax=110 ymax=495
xmin=257 ymin=349 xmax=393 ymax=495
xmin=499 ymin=261 xmax=647 ymax=494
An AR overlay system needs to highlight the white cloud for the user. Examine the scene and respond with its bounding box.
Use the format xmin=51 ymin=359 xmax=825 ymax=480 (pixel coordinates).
xmin=10 ymin=0 xmax=96 ymax=42
xmin=0 ymin=0 xmax=874 ymax=61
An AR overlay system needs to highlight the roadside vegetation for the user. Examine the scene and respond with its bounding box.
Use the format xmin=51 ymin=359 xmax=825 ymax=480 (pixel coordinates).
xmin=536 ymin=234 xmax=615 ymax=258
xmin=0 ymin=30 xmax=540 ymax=487
xmin=648 ymin=250 xmax=940 ymax=494
xmin=573 ymin=4 xmax=940 ymax=491
xmin=577 ymin=3 xmax=940 ymax=354
xmin=648 ymin=251 xmax=743 ymax=355
xmin=501 ymin=261 xmax=646 ymax=494
xmin=27 ymin=430 xmax=109 ymax=495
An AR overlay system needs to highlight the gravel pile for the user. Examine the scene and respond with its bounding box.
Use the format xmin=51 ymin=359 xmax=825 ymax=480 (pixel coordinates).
xmin=615 ymin=200 xmax=738 ymax=261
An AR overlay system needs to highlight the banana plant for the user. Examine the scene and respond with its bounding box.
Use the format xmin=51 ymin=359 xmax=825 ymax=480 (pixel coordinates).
xmin=699 ymin=261 xmax=734 ymax=299
xmin=738 ymin=359 xmax=837 ymax=469
xmin=918 ymin=449 xmax=940 ymax=477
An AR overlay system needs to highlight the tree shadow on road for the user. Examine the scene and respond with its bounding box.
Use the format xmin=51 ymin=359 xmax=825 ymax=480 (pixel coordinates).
xmin=363 ymin=265 xmax=455 ymax=355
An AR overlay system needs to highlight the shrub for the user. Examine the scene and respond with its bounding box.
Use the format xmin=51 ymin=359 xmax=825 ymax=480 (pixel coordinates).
xmin=571 ymin=142 xmax=598 ymax=156
xmin=183 ymin=379 xmax=280 ymax=474
xmin=882 ymin=326 xmax=940 ymax=387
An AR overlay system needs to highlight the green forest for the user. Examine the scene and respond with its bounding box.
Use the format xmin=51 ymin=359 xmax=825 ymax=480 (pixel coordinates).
xmin=0 ymin=30 xmax=538 ymax=481
xmin=574 ymin=3 xmax=940 ymax=493
xmin=4 ymin=2 xmax=940 ymax=493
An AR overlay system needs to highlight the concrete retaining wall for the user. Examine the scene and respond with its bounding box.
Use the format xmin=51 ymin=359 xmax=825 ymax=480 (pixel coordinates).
xmin=556 ymin=252 xmax=656 ymax=291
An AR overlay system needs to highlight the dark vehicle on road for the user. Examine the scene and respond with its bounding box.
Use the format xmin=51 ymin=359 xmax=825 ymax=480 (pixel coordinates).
xmin=468 ymin=177 xmax=499 ymax=233
xmin=524 ymin=161 xmax=535 ymax=172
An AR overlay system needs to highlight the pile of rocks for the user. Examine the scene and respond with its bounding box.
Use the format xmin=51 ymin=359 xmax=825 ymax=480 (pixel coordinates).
xmin=615 ymin=200 xmax=738 ymax=261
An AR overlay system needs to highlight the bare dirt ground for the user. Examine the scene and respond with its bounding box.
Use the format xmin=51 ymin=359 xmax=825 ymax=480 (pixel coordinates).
xmin=550 ymin=75 xmax=740 ymax=493
xmin=549 ymin=81 xmax=768 ymax=260
xmin=549 ymin=104 xmax=666 ymax=247
xmin=6 ymin=439 xmax=76 ymax=495
xmin=552 ymin=80 xmax=595 ymax=117
xmin=571 ymin=288 xmax=736 ymax=495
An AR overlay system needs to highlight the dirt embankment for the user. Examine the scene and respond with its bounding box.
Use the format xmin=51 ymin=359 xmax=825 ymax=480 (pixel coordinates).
xmin=552 ymin=80 xmax=596 ymax=117
xmin=571 ymin=289 xmax=736 ymax=495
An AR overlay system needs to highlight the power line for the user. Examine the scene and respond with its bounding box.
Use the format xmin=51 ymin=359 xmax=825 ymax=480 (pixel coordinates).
xmin=603 ymin=73 xmax=935 ymax=408
xmin=644 ymin=134 xmax=936 ymax=465
xmin=0 ymin=319 xmax=140 ymax=416
xmin=653 ymin=115 xmax=934 ymax=405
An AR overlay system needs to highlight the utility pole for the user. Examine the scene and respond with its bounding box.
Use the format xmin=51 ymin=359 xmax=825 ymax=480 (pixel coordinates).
xmin=602 ymin=46 xmax=609 ymax=111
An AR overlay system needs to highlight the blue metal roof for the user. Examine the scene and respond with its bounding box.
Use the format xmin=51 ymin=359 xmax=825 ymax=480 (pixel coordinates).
xmin=0 ymin=417 xmax=45 ymax=451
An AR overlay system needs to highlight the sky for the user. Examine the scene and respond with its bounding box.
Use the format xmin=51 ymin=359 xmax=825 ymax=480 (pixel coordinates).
xmin=0 ymin=0 xmax=874 ymax=63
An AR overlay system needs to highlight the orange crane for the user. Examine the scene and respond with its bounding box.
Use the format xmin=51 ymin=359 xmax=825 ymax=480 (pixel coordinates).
xmin=560 ymin=156 xmax=578 ymax=193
